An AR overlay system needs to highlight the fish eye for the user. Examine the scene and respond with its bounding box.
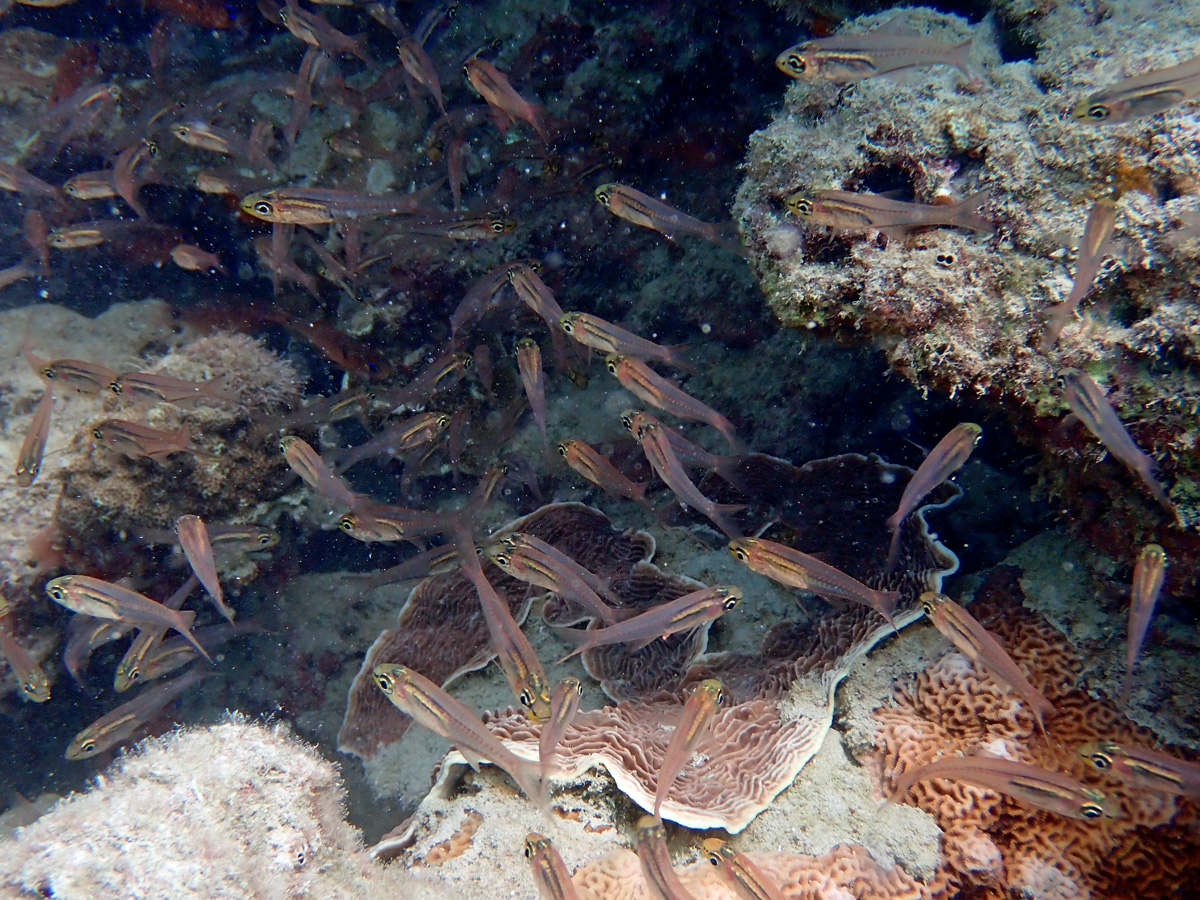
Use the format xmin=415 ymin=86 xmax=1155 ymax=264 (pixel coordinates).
xmin=792 ymin=197 xmax=813 ymax=216
xmin=46 ymin=585 xmax=63 ymax=601
xmin=81 ymin=739 xmax=96 ymax=753
xmin=596 ymin=190 xmax=610 ymax=206
xmin=338 ymin=516 xmax=356 ymax=533
xmin=174 ymin=126 xmax=189 ymax=137
xmin=1087 ymin=103 xmax=1110 ymax=120
xmin=461 ymin=355 xmax=474 ymax=368
xmin=1089 ymin=752 xmax=1111 ymax=770
xmin=491 ymin=219 xmax=508 ymax=232
xmin=716 ymin=689 xmax=726 ymax=704
xmin=1081 ymin=802 xmax=1104 ymax=818
xmin=519 ymin=689 xmax=534 ymax=708
xmin=41 ymin=367 xmax=56 ymax=379
xmin=561 ymin=318 xmax=575 ymax=333
xmin=145 ymin=140 xmax=159 ymax=157
xmin=493 ymin=553 xmax=509 ymax=566
xmin=258 ymin=533 xmax=274 ymax=546
xmin=109 ymin=380 xmax=123 ymax=394
xmin=462 ymin=63 xmax=471 ymax=78
xmin=556 ymin=443 xmax=568 ymax=457
xmin=786 ymin=53 xmax=805 ymax=73
xmin=253 ymin=200 xmax=274 ymax=216
xmin=707 ymin=852 xmax=721 ymax=866
xmin=723 ymin=596 xmax=739 ymax=610
xmin=606 ymin=360 xmax=618 ymax=374
xmin=374 ymin=672 xmax=394 ymax=693
xmin=127 ymin=667 xmax=141 ymax=682
xmin=92 ymin=428 xmax=104 ymax=440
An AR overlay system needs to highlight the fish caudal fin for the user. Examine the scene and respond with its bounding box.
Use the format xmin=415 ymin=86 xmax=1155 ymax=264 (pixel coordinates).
xmin=174 ymin=609 xmax=214 ymax=664
xmin=949 ymin=189 xmax=994 ymax=234
xmin=950 ymin=38 xmax=977 ymax=84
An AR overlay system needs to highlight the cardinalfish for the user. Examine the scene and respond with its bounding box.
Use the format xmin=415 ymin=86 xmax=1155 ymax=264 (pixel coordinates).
xmin=553 ymin=585 xmax=741 ymax=664
xmin=397 ymin=37 xmax=447 ymax=116
xmin=177 ymin=515 xmax=234 ymax=622
xmin=332 ymin=411 xmax=450 ymax=474
xmin=556 ymin=439 xmax=654 ymax=511
xmin=920 ymin=592 xmax=1056 ymax=732
xmin=608 ymin=355 xmax=744 ymax=451
xmin=381 ymin=212 xmax=517 ymax=241
xmin=458 ymin=546 xmax=553 ymax=721
xmin=337 ymin=501 xmax=463 ymax=544
xmin=1040 ymin=196 xmax=1121 ymax=351
xmin=15 ymin=388 xmax=53 ymax=487
xmin=373 ymin=663 xmax=543 ymax=801
xmin=630 ymin=414 xmax=745 ymax=539
xmin=281 ymin=435 xmax=363 ymax=511
xmin=63 ymin=170 xmax=117 ymax=200
xmin=92 ymin=420 xmax=198 ymax=462
xmin=775 ymin=32 xmax=974 ymax=83
xmin=23 ymin=340 xmax=118 ymax=396
xmin=885 ymin=423 xmax=981 ymax=570
xmin=0 ymin=161 xmax=61 ymax=200
xmin=464 ymin=57 xmax=549 ymax=143
xmin=884 ymin=754 xmax=1121 ymax=820
xmin=538 ymin=676 xmax=583 ymax=804
xmin=66 ymin=667 xmax=214 ymax=760
xmin=113 ymin=576 xmax=197 ymax=693
xmin=729 ymin=537 xmax=899 ymax=628
xmin=524 ymin=833 xmax=581 ymax=900
xmin=45 ymin=575 xmax=212 ymax=663
xmin=785 ymin=189 xmax=992 ymax=237
xmin=516 ymin=338 xmax=549 ymax=444
xmin=0 ymin=595 xmax=51 ymax=703
xmin=621 ymin=410 xmax=749 ymax=494
xmin=486 ymin=532 xmax=623 ymax=626
xmin=1079 ymin=740 xmax=1200 ymax=799
xmin=278 ymin=1 xmax=373 ymax=64
xmin=560 ymin=312 xmax=693 ymax=372
xmin=702 ymin=839 xmax=787 ymax=900
xmin=636 ymin=815 xmax=701 ymax=900
xmin=379 ymin=350 xmax=472 ymax=414
xmin=1073 ymin=54 xmax=1200 ymax=124
xmin=109 ymin=371 xmax=233 ymax=408
xmin=139 ymin=619 xmax=266 ymax=684
xmin=1125 ymin=543 xmax=1166 ymax=692
xmin=1063 ymin=373 xmax=1172 ymax=511
xmin=595 ymin=183 xmax=744 ymax=254
xmin=653 ymin=679 xmax=725 ymax=818
xmin=240 ymin=182 xmax=441 ymax=225
xmin=169 ymin=244 xmax=227 ymax=275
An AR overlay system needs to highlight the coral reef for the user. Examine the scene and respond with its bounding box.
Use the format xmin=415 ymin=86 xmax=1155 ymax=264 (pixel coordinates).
xmin=0 ymin=716 xmax=458 ymax=900
xmin=869 ymin=567 xmax=1200 ymax=899
xmin=735 ymin=3 xmax=1200 ymax=549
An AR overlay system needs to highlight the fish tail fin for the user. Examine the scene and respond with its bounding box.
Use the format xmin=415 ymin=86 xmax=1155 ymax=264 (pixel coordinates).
xmin=875 ymin=590 xmax=901 ymax=630
xmin=1039 ymin=303 xmax=1071 ymax=353
xmin=703 ymin=221 xmax=750 ymax=258
xmin=715 ymin=418 xmax=748 ymax=454
xmin=713 ymin=503 xmax=748 ymax=540
xmin=551 ymin=625 xmax=591 ymax=665
xmin=526 ymin=103 xmax=551 ymax=144
xmin=951 ymin=189 xmax=994 ymax=234
xmin=665 ymin=343 xmax=696 ymax=374
xmin=950 ymin=38 xmax=977 ymax=83
xmin=714 ymin=456 xmax=754 ymax=498
xmin=175 ymin=610 xmax=214 ymax=664
xmin=884 ymin=523 xmax=903 ymax=574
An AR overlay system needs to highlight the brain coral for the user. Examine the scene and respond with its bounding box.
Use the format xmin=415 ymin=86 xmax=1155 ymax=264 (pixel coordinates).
xmin=869 ymin=567 xmax=1200 ymax=899
xmin=736 ymin=4 xmax=1200 ymax=540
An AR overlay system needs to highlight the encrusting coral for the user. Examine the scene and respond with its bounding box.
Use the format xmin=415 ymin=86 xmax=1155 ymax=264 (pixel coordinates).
xmin=868 ymin=567 xmax=1200 ymax=899
xmin=0 ymin=716 xmax=461 ymax=900
xmin=736 ymin=2 xmax=1200 ymax=543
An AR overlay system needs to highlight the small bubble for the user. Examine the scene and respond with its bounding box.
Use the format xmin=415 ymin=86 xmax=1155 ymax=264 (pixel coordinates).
xmin=880 ymin=471 xmax=896 ymax=485
xmin=700 ymin=323 xmax=712 ymax=334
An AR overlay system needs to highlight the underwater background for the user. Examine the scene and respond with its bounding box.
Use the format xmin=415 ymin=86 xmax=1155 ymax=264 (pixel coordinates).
xmin=0 ymin=0 xmax=1197 ymax=897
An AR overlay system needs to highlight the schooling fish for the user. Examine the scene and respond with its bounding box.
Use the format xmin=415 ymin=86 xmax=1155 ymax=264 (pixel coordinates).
xmin=653 ymin=679 xmax=725 ymax=818
xmin=553 ymin=585 xmax=741 ymax=664
xmin=556 ymin=439 xmax=654 ymax=511
xmin=701 ymin=838 xmax=787 ymax=900
xmin=0 ymin=596 xmax=50 ymax=703
xmin=729 ymin=537 xmax=899 ymax=628
xmin=1063 ymin=373 xmax=1171 ymax=510
xmin=920 ymin=592 xmax=1056 ymax=732
xmin=1079 ymin=740 xmax=1200 ymax=798
xmin=608 ymin=355 xmax=744 ymax=451
xmin=91 ymin=420 xmax=197 ymax=461
xmin=66 ymin=667 xmax=214 ymax=760
xmin=885 ymin=423 xmax=981 ymax=569
xmin=14 ymin=388 xmax=53 ymax=487
xmin=524 ymin=833 xmax=582 ymax=900
xmin=113 ymin=576 xmax=197 ymax=693
xmin=1125 ymin=543 xmax=1166 ymax=692
xmin=372 ymin=662 xmax=543 ymax=801
xmin=775 ymin=32 xmax=974 ymax=83
xmin=885 ymin=754 xmax=1120 ymax=819
xmin=45 ymin=575 xmax=212 ymax=663
xmin=559 ymin=312 xmax=693 ymax=372
xmin=332 ymin=411 xmax=450 ymax=474
xmin=595 ymin=183 xmax=744 ymax=254
xmin=1040 ymin=196 xmax=1121 ymax=351
xmin=464 ymin=58 xmax=549 ymax=142
xmin=516 ymin=338 xmax=549 ymax=444
xmin=538 ymin=676 xmax=583 ymax=804
xmin=397 ymin=37 xmax=447 ymax=116
xmin=1073 ymin=54 xmax=1200 ymax=124
xmin=281 ymin=435 xmax=363 ymax=510
xmin=486 ymin=532 xmax=623 ymax=626
xmin=785 ymin=189 xmax=992 ymax=237
xmin=632 ymin=416 xmax=745 ymax=539
xmin=636 ymin=815 xmax=702 ymax=900
xmin=177 ymin=515 xmax=234 ymax=622
xmin=240 ymin=183 xmax=441 ymax=225
xmin=23 ymin=340 xmax=118 ymax=396
xmin=110 ymin=371 xmax=234 ymax=408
